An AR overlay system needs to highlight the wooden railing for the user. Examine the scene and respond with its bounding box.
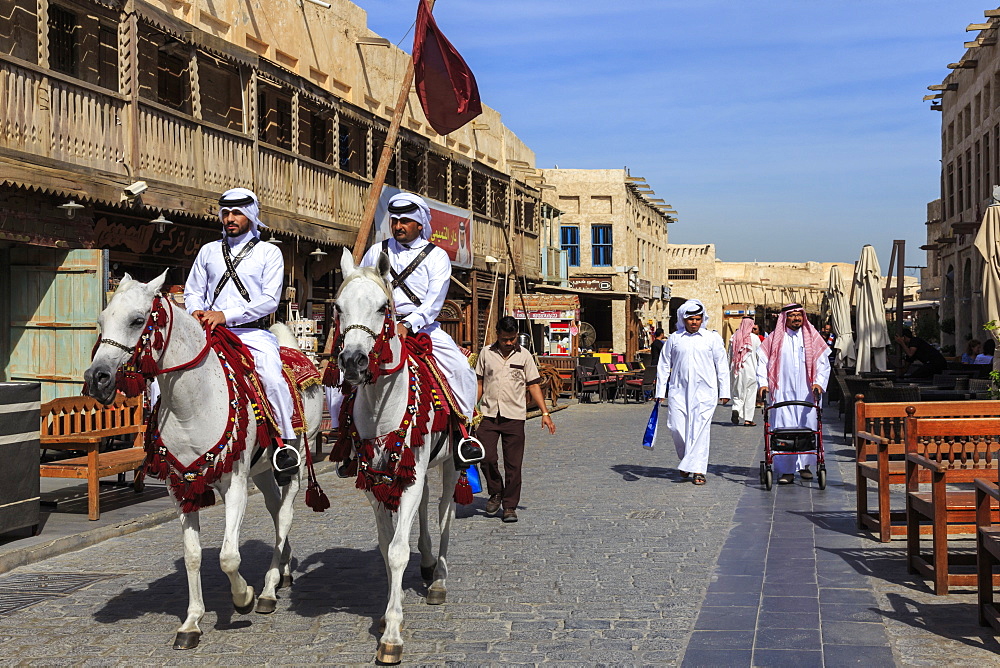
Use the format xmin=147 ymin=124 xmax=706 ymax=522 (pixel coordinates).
xmin=0 ymin=53 xmax=543 ymax=276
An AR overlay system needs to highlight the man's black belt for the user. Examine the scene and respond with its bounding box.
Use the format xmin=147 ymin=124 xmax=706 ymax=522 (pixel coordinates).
xmin=234 ymin=316 xmax=272 ymax=330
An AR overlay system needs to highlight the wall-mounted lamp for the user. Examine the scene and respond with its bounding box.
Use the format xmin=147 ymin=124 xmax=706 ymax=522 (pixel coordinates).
xmin=310 ymin=247 xmax=328 ymax=259
xmin=265 ymin=232 xmax=282 ymax=245
xmin=150 ymin=213 xmax=173 ymax=233
xmin=485 ymin=255 xmax=501 ymax=266
xmin=57 ymin=199 xmax=85 ymax=219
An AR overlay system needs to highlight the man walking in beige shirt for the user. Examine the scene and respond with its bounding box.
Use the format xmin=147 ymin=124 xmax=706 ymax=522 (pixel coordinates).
xmin=475 ymin=316 xmax=556 ymax=523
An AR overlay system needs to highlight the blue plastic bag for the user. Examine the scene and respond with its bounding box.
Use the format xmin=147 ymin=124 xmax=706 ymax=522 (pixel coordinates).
xmin=642 ymin=401 xmax=660 ymax=449
xmin=466 ymin=464 xmax=483 ymax=494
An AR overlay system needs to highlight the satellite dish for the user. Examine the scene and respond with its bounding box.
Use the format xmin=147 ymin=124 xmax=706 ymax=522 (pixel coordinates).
xmin=579 ymin=322 xmax=597 ymax=348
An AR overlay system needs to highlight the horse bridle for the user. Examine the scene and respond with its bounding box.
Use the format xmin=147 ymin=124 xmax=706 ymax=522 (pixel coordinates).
xmin=100 ymin=337 xmax=136 ymax=354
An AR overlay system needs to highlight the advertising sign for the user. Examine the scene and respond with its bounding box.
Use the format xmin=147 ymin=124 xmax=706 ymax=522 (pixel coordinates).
xmin=570 ymin=277 xmax=613 ymax=291
xmin=375 ymin=186 xmax=474 ymax=268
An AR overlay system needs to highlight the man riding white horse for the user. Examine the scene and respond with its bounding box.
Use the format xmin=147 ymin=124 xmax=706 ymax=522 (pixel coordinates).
xmin=330 ymin=191 xmax=484 ymax=465
xmin=184 ymin=187 xmax=297 ymax=471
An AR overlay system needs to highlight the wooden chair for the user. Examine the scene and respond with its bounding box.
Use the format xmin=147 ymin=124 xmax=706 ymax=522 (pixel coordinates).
xmin=855 ymin=400 xmax=1000 ymax=543
xmin=575 ymin=364 xmax=609 ymax=403
xmin=905 ymin=415 xmax=1000 ymax=594
xmin=976 ymin=477 xmax=1000 ymax=631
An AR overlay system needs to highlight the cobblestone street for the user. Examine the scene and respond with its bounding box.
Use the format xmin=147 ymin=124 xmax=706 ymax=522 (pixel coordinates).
xmin=1 ymin=400 xmax=1000 ymax=665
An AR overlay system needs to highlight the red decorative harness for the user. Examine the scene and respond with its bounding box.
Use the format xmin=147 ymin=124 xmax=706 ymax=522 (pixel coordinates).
xmin=326 ymin=312 xmax=473 ymax=512
xmin=102 ymin=296 xmax=280 ymax=513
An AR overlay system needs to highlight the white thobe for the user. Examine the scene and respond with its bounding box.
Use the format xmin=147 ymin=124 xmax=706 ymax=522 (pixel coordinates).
xmin=654 ymin=330 xmax=730 ymax=475
xmin=756 ymin=329 xmax=831 ymax=476
xmin=183 ymin=231 xmax=295 ymax=439
xmin=328 ymin=237 xmax=476 ymax=426
xmin=729 ymin=336 xmax=760 ymax=424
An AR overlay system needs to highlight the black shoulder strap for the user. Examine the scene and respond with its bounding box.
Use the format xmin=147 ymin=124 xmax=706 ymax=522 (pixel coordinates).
xmin=385 ymin=241 xmax=437 ymax=307
xmin=212 ymin=237 xmax=260 ymax=304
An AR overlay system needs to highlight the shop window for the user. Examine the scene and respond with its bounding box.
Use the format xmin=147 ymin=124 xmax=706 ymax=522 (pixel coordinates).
xmin=200 ymin=57 xmax=243 ymax=131
xmin=48 ymin=5 xmax=78 ymax=77
xmin=298 ymin=108 xmax=330 ymax=163
xmin=490 ymin=179 xmax=506 ymax=221
xmin=400 ymin=142 xmax=424 ymax=193
xmin=0 ymin=0 xmax=39 ymax=63
xmin=560 ymin=226 xmax=580 ymax=267
xmin=427 ymin=152 xmax=448 ymax=203
xmin=338 ymin=119 xmax=364 ymax=175
xmin=667 ymin=268 xmax=697 ymax=280
xmin=591 ymin=224 xmax=612 ymax=266
xmin=451 ymin=163 xmax=469 ymax=208
xmin=471 ymin=171 xmax=487 ymax=215
xmin=157 ymin=52 xmax=190 ymax=113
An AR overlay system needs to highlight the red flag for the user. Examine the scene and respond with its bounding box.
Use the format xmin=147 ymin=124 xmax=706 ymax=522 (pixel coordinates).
xmin=412 ymin=0 xmax=482 ymax=136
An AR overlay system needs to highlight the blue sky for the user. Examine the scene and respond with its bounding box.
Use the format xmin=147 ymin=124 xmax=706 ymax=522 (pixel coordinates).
xmin=359 ymin=1 xmax=990 ymax=265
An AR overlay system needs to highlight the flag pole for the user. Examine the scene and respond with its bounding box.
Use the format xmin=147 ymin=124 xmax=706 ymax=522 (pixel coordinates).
xmin=350 ymin=0 xmax=437 ymax=264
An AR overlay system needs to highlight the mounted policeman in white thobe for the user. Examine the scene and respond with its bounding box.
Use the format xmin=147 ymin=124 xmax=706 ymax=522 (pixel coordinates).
xmin=327 ymin=192 xmax=477 ymax=427
xmin=654 ymin=299 xmax=730 ymax=485
xmin=756 ymin=303 xmax=830 ymax=484
xmin=183 ymin=187 xmax=296 ymax=441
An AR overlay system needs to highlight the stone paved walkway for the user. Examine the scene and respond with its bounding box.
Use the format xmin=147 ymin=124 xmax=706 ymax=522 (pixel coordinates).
xmin=0 ymin=399 xmax=999 ymax=664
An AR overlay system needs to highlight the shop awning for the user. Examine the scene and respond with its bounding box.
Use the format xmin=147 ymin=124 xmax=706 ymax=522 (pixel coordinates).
xmin=532 ymin=283 xmax=633 ymax=299
xmin=511 ymin=293 xmax=580 ymax=320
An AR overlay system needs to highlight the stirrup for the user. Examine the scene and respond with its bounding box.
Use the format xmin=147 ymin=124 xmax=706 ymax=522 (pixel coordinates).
xmin=272 ymin=443 xmax=301 ymax=486
xmin=456 ymin=435 xmax=485 ymax=466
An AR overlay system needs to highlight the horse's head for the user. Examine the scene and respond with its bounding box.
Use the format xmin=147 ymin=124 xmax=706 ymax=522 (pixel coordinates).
xmin=336 ymin=249 xmax=393 ymax=386
xmin=84 ymin=270 xmax=168 ymax=404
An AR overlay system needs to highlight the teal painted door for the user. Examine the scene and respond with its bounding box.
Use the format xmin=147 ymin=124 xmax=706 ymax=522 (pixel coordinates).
xmin=5 ymin=247 xmax=105 ymax=402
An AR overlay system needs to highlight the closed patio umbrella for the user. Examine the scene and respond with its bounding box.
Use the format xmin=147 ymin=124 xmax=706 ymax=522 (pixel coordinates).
xmin=828 ymin=265 xmax=856 ymax=367
xmin=974 ymin=198 xmax=1000 ymax=370
xmin=853 ymin=245 xmax=890 ymax=372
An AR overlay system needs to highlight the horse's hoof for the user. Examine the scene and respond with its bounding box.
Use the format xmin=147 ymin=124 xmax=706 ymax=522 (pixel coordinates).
xmin=425 ymin=585 xmax=446 ymax=605
xmin=375 ymin=642 xmax=403 ymax=665
xmin=255 ymin=597 xmax=277 ymax=614
xmin=280 ymin=574 xmax=293 ymax=589
xmin=173 ymin=631 xmax=201 ymax=650
xmin=234 ymin=587 xmax=256 ymax=615
xmin=420 ymin=563 xmax=436 ymax=581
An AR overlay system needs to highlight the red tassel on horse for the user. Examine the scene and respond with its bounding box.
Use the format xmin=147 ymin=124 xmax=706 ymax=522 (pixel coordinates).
xmin=140 ymin=352 xmax=159 ymax=377
xmin=306 ymin=482 xmax=330 ymax=512
xmin=453 ymin=472 xmax=473 ymax=505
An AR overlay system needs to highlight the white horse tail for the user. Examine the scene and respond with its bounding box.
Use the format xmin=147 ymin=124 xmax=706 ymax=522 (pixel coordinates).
xmin=270 ymin=322 xmax=300 ymax=350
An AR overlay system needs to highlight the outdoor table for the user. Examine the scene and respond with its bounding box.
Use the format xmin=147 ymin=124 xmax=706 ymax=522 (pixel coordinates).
xmin=917 ymin=389 xmax=978 ymax=402
xmin=606 ymin=371 xmax=641 ymax=403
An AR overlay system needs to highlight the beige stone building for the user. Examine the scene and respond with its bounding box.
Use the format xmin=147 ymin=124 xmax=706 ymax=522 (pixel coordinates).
xmin=538 ymin=168 xmax=681 ymax=359
xmin=919 ymin=7 xmax=1000 ymax=354
xmin=0 ymin=0 xmax=546 ymax=397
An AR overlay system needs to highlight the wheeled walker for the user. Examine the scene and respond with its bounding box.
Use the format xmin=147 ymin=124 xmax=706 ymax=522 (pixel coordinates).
xmin=759 ymin=391 xmax=826 ymax=491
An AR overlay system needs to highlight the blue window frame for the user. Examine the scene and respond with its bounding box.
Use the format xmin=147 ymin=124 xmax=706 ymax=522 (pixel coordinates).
xmin=560 ymin=226 xmax=580 ymax=266
xmin=592 ymin=224 xmax=613 ymax=267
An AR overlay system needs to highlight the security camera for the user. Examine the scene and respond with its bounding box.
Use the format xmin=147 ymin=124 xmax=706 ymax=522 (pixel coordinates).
xmin=122 ymin=181 xmax=148 ymax=198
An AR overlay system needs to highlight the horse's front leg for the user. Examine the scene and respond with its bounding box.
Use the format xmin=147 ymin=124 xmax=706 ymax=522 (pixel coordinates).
xmin=376 ymin=471 xmax=425 ymax=665
xmin=252 ymin=465 xmax=300 ymax=613
xmin=428 ymin=460 xmax=461 ymax=605
xmin=416 ymin=474 xmax=435 ymax=582
xmin=216 ymin=474 xmax=255 ymax=614
xmin=174 ymin=510 xmax=205 ymax=650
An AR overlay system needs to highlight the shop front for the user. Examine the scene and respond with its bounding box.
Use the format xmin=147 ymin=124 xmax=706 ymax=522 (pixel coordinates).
xmin=512 ymin=294 xmax=581 ymax=356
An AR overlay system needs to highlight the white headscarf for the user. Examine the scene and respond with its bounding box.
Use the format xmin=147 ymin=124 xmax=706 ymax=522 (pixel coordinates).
xmin=675 ymin=299 xmax=709 ymax=332
xmin=218 ymin=187 xmax=266 ymax=237
xmin=388 ymin=192 xmax=432 ymax=240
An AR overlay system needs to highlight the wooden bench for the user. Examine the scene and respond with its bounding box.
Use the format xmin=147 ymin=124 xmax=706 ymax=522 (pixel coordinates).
xmin=537 ymin=356 xmax=576 ymax=399
xmin=855 ymin=398 xmax=1000 ymax=542
xmin=39 ymin=395 xmax=147 ymax=521
xmin=905 ymin=416 xmax=1000 ymax=595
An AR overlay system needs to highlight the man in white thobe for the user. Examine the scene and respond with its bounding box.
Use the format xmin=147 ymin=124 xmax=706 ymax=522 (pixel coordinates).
xmin=654 ymin=299 xmax=730 ymax=485
xmin=183 ymin=187 xmax=296 ymax=441
xmin=756 ymin=303 xmax=830 ymax=484
xmin=729 ymin=316 xmax=760 ymax=426
xmin=327 ymin=192 xmax=476 ymax=425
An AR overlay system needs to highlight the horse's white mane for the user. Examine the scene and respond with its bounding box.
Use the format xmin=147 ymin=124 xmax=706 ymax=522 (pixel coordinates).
xmin=270 ymin=322 xmax=300 ymax=350
xmin=337 ymin=266 xmax=391 ymax=301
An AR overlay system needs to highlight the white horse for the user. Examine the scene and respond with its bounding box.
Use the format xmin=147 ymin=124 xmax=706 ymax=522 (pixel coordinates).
xmin=335 ymin=250 xmax=465 ymax=665
xmin=83 ymin=271 xmax=323 ymax=650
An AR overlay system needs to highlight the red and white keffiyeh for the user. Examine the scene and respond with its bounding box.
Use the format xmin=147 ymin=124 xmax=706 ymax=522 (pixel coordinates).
xmin=760 ymin=304 xmax=827 ymax=392
xmin=730 ymin=316 xmax=756 ymax=374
